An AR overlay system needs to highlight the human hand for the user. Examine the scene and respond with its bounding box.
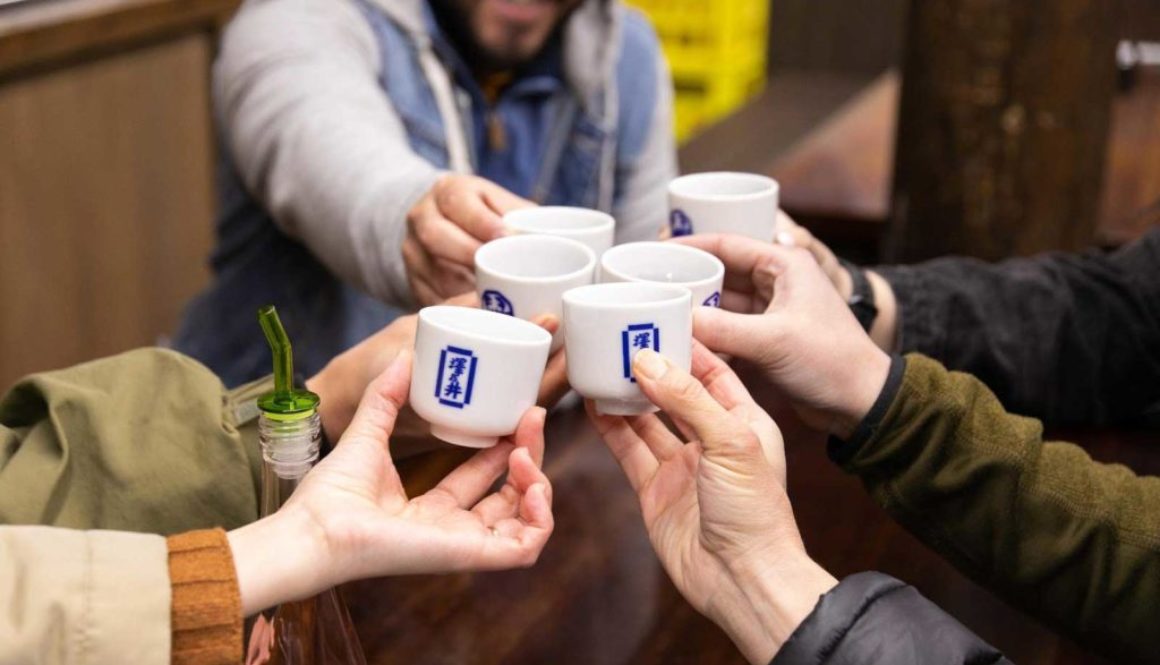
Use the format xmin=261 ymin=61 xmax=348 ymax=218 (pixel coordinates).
xmin=682 ymin=219 xmax=900 ymax=352
xmin=672 ymin=235 xmax=891 ymax=438
xmin=588 ymin=343 xmax=836 ymax=664
xmin=403 ymin=174 xmax=534 ymax=306
xmin=770 ymin=213 xmax=851 ymax=298
xmin=307 ymin=292 xmax=567 ymax=447
xmin=229 ymin=351 xmax=554 ymax=616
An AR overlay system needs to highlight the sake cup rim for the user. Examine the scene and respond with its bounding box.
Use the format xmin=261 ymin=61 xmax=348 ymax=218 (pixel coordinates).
xmin=475 ymin=235 xmax=596 ymax=285
xmin=419 ymin=306 xmax=551 ymax=346
xmin=563 ymin=282 xmax=692 ymax=309
xmin=668 ymin=171 xmax=779 ymax=201
xmin=600 ymin=241 xmax=725 ymax=290
xmin=504 ymin=206 xmax=616 ymax=234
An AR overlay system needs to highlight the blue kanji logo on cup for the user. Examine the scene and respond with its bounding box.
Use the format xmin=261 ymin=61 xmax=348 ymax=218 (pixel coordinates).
xmin=669 ymin=209 xmax=693 ymax=237
xmin=481 ymin=289 xmax=515 ymax=316
xmin=702 ymin=291 xmax=721 ymax=308
xmin=621 ymin=323 xmax=660 ymax=382
xmin=436 ymin=346 xmax=478 ymax=409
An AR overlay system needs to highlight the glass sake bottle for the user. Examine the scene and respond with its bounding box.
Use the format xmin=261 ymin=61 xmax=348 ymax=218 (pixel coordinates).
xmin=245 ymin=306 xmax=367 ymax=665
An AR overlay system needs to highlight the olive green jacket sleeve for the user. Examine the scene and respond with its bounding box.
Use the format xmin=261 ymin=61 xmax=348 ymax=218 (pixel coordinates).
xmin=838 ymin=354 xmax=1160 ymax=664
xmin=0 ymin=526 xmax=171 ymax=664
xmin=0 ymin=348 xmax=273 ymax=535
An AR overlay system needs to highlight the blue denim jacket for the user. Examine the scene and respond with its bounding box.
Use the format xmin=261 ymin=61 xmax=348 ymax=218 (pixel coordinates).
xmin=174 ymin=0 xmax=672 ymax=386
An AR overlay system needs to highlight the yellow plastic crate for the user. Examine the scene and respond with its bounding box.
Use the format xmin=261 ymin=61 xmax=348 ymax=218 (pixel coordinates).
xmin=630 ymin=0 xmax=767 ymax=76
xmin=627 ymin=0 xmax=769 ymax=141
xmin=673 ymin=66 xmax=765 ymax=141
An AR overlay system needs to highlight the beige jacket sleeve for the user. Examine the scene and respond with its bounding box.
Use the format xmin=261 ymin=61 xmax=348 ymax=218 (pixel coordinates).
xmin=0 ymin=526 xmax=171 ymax=664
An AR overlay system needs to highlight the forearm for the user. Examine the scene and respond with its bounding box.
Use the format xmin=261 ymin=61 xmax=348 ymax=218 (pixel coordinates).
xmin=872 ymin=230 xmax=1160 ymax=424
xmin=708 ymin=552 xmax=837 ymax=664
xmin=227 ymin=508 xmax=332 ymax=617
xmin=772 ymin=572 xmax=1010 ymax=665
xmin=0 ymin=527 xmax=172 ymax=663
xmin=0 ymin=349 xmax=262 ymax=534
xmin=865 ymin=270 xmax=899 ymax=352
xmin=838 ymin=354 xmax=1160 ymax=664
xmin=217 ymin=0 xmax=437 ymax=306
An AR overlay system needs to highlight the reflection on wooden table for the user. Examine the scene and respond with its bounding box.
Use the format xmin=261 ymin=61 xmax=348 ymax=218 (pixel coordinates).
xmin=343 ymin=377 xmax=1152 ymax=664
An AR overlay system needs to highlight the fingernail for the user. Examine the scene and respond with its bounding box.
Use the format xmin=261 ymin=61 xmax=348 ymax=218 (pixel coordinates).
xmin=776 ymin=231 xmax=795 ymax=247
xmin=633 ymin=348 xmax=668 ymax=380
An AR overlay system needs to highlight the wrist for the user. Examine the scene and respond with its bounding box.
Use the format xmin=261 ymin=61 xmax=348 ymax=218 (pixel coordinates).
xmin=306 ymin=362 xmax=355 ymax=445
xmin=227 ymin=505 xmax=333 ymax=617
xmin=839 ymin=260 xmax=878 ymax=332
xmin=829 ymin=345 xmax=892 ymax=440
xmin=865 ymin=271 xmax=899 ymax=352
xmin=712 ymin=551 xmax=838 ymax=664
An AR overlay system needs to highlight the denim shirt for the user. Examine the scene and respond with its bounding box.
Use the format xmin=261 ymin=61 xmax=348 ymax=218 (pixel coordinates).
xmin=174 ymin=1 xmax=665 ymax=386
xmin=361 ymin=0 xmax=627 ymax=208
xmin=421 ymin=3 xmax=566 ymax=198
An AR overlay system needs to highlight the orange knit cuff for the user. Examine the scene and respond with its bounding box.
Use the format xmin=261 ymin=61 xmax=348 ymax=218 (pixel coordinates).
xmin=167 ymin=528 xmax=243 ymax=665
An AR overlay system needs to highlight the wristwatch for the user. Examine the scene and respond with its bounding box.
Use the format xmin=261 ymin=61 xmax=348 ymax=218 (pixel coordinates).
xmin=839 ymin=259 xmax=878 ymax=332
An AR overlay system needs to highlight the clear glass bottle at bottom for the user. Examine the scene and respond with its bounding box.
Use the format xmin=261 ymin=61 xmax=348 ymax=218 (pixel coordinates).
xmin=244 ymin=412 xmax=367 ymax=665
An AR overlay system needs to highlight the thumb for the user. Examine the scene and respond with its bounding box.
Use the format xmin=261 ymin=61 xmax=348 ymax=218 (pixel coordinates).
xmin=481 ymin=181 xmax=536 ymax=216
xmin=631 ymin=349 xmax=756 ymax=463
xmin=337 ymin=350 xmax=413 ymax=456
xmin=693 ymin=307 xmax=770 ymax=359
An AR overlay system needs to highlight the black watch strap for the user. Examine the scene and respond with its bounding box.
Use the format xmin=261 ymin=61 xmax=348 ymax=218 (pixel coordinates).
xmin=839 ymin=259 xmax=878 ymax=332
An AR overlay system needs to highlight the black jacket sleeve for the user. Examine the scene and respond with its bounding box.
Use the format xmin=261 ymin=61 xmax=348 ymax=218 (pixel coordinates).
xmin=874 ymin=228 xmax=1160 ymax=426
xmin=772 ymin=572 xmax=1010 ymax=665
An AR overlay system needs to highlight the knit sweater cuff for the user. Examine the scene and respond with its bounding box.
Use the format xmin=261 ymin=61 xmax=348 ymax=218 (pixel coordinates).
xmin=167 ymin=528 xmax=243 ymax=665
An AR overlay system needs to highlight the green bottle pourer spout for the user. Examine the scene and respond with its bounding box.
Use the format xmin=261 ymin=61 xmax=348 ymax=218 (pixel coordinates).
xmin=257 ymin=305 xmax=320 ymax=420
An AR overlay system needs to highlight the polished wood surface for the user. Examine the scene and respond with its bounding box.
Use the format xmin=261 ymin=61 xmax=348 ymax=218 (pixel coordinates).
xmin=0 ymin=33 xmax=215 ymax=388
xmin=344 ymin=389 xmax=1154 ymax=664
xmin=761 ymin=65 xmax=1159 ymax=259
xmin=679 ymin=70 xmax=875 ymax=174
xmin=0 ymin=0 xmax=237 ymax=78
xmin=765 ymin=70 xmax=897 ymax=254
xmin=888 ymin=0 xmax=1118 ymax=261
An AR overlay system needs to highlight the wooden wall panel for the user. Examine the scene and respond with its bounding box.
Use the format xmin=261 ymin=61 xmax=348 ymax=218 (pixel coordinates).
xmin=0 ymin=33 xmax=215 ymax=389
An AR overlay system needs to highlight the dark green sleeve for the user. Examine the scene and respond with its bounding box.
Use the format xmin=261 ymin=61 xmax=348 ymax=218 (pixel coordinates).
xmin=0 ymin=348 xmax=272 ymax=535
xmin=841 ymin=353 xmax=1160 ymax=665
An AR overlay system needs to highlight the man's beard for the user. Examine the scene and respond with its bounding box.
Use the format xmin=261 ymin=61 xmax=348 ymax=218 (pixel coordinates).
xmin=429 ymin=0 xmax=528 ymax=73
xmin=429 ymin=0 xmax=578 ymax=74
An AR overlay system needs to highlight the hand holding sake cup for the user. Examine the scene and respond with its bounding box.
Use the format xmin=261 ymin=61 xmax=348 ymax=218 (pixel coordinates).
xmin=411 ymin=306 xmax=552 ymax=448
xmin=562 ymin=282 xmax=693 ymax=416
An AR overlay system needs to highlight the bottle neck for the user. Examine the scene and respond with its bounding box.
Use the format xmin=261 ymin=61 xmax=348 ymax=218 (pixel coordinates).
xmin=258 ymin=412 xmax=321 ymax=518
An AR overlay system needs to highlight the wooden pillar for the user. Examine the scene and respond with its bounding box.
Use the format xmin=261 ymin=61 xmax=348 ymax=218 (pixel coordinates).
xmin=887 ymin=0 xmax=1118 ymax=262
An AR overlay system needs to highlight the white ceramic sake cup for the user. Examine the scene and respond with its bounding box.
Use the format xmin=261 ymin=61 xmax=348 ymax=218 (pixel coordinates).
xmin=411 ymin=306 xmax=551 ymax=449
xmin=562 ymin=283 xmax=692 ymax=416
xmin=475 ymin=235 xmax=597 ymax=352
xmin=667 ymin=172 xmax=780 ymax=242
xmin=503 ymin=206 xmax=617 ymax=257
xmin=599 ymin=241 xmax=725 ymax=309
